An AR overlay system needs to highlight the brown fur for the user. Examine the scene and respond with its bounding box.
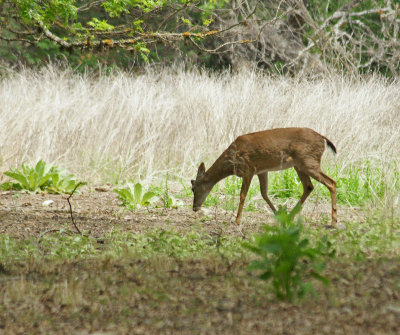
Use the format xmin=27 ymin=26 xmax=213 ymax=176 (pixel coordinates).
xmin=192 ymin=127 xmax=337 ymax=225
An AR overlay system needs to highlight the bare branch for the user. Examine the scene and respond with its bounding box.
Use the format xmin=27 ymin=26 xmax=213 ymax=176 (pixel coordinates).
xmin=156 ymin=3 xmax=188 ymax=31
xmin=77 ymin=1 xmax=104 ymax=12
xmin=67 ymin=182 xmax=84 ymax=235
xmin=37 ymin=20 xmax=71 ymax=48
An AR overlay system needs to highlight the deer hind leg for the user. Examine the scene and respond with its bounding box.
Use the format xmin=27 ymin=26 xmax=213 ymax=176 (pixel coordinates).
xmin=235 ymin=174 xmax=254 ymax=225
xmin=306 ymin=168 xmax=337 ymax=225
xmin=257 ymin=172 xmax=277 ymax=214
xmin=294 ymin=167 xmax=314 ymax=208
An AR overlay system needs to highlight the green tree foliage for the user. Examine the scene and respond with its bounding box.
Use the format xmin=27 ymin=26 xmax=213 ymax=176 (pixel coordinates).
xmin=0 ymin=1 xmax=398 ymax=74
xmin=0 ymin=0 xmax=242 ymax=68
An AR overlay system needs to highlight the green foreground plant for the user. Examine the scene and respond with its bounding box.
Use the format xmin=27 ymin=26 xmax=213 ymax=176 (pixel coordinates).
xmin=244 ymin=206 xmax=335 ymax=301
xmin=1 ymin=160 xmax=86 ymax=194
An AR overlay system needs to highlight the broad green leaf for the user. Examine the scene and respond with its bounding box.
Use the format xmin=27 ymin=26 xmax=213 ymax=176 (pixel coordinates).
xmin=0 ymin=181 xmax=23 ymax=191
xmin=38 ymin=173 xmax=53 ymax=188
xmin=142 ymin=191 xmax=156 ymax=205
xmin=247 ymin=260 xmax=268 ymax=271
xmin=4 ymin=171 xmax=31 ymax=190
xmin=259 ymin=271 xmax=273 ymax=281
xmin=134 ymin=183 xmax=142 ymax=202
xmin=35 ymin=160 xmax=45 ymax=177
xmin=114 ymin=188 xmax=134 ymax=204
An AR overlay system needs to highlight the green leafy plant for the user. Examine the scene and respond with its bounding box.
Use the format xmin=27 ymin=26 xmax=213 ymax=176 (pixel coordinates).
xmin=1 ymin=160 xmax=85 ymax=194
xmin=47 ymin=167 xmax=87 ymax=194
xmin=114 ymin=182 xmax=158 ymax=210
xmin=2 ymin=160 xmax=53 ymax=192
xmin=244 ymin=206 xmax=334 ymax=301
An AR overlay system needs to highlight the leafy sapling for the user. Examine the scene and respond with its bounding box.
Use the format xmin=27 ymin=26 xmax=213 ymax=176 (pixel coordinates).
xmin=243 ymin=206 xmax=334 ymax=301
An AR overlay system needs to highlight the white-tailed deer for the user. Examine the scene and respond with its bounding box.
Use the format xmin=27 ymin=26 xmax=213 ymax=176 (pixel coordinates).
xmin=191 ymin=127 xmax=337 ymax=225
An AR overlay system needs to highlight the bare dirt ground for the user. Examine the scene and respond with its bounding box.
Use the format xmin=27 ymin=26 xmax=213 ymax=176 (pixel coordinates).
xmin=0 ymin=188 xmax=361 ymax=238
xmin=0 ymin=188 xmax=264 ymax=238
xmin=1 ymin=189 xmax=400 ymax=335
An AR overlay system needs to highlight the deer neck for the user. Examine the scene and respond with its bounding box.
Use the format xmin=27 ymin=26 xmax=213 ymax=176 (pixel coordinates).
xmin=204 ymin=149 xmax=234 ymax=187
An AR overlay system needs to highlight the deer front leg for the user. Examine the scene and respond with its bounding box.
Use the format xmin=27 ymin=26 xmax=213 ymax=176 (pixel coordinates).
xmin=235 ymin=174 xmax=253 ymax=225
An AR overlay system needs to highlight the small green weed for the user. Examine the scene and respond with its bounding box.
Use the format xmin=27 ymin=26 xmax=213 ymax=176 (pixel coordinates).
xmin=156 ymin=173 xmax=184 ymax=208
xmin=1 ymin=160 xmax=86 ymax=194
xmin=163 ymin=194 xmax=184 ymax=208
xmin=244 ymin=206 xmax=334 ymax=301
xmin=114 ymin=182 xmax=158 ymax=210
xmin=179 ymin=178 xmax=192 ymax=197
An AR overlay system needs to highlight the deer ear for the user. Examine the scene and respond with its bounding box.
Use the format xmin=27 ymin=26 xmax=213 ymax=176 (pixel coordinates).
xmin=198 ymin=162 xmax=206 ymax=175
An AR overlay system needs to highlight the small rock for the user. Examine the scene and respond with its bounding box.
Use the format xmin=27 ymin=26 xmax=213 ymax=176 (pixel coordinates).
xmin=199 ymin=208 xmax=212 ymax=216
xmin=386 ymin=305 xmax=400 ymax=314
xmin=95 ymin=187 xmax=109 ymax=192
xmin=42 ymin=200 xmax=54 ymax=207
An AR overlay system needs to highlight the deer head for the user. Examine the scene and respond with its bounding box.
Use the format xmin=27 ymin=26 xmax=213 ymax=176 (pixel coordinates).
xmin=191 ymin=162 xmax=212 ymax=211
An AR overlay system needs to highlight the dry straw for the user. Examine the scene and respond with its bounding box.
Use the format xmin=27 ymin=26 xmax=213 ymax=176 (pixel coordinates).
xmin=1 ymin=65 xmax=399 ymax=183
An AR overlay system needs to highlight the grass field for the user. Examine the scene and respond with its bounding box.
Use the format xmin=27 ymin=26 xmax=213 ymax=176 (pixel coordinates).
xmin=1 ymin=66 xmax=400 ymax=334
xmin=1 ymin=66 xmax=400 ymax=180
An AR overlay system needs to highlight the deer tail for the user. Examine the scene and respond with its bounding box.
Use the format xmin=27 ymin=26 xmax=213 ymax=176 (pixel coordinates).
xmin=323 ymin=136 xmax=337 ymax=154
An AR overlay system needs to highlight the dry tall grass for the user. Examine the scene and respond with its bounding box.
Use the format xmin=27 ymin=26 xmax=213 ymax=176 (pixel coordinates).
xmin=0 ymin=66 xmax=399 ymax=184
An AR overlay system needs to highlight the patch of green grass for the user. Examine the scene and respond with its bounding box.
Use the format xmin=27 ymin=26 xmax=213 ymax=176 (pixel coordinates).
xmin=268 ymin=162 xmax=393 ymax=206
xmin=0 ymin=208 xmax=399 ymax=335
xmin=201 ymin=161 xmax=400 ymax=209
xmin=320 ymin=213 xmax=400 ymax=259
xmin=269 ymin=168 xmax=303 ymax=199
xmin=107 ymin=229 xmax=246 ymax=260
xmin=1 ymin=206 xmax=399 ymax=265
xmin=333 ymin=161 xmax=398 ymax=205
xmin=0 ymin=229 xmax=246 ymax=263
xmin=203 ymin=176 xmax=259 ymax=212
xmin=0 ymin=234 xmax=99 ymax=261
